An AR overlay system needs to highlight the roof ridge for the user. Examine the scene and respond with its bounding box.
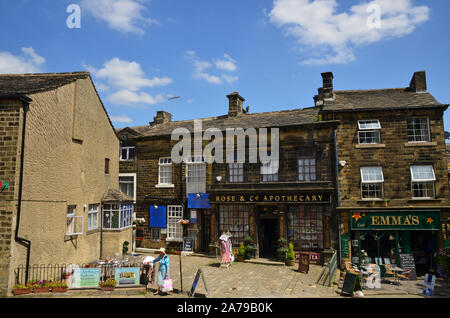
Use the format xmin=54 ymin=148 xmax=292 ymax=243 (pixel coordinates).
xmin=335 ymin=87 xmax=408 ymax=93
xmin=0 ymin=71 xmax=90 ymax=77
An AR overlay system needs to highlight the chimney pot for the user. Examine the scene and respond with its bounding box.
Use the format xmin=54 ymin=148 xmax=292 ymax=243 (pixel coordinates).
xmin=150 ymin=111 xmax=172 ymax=126
xmin=321 ymin=72 xmax=334 ymax=90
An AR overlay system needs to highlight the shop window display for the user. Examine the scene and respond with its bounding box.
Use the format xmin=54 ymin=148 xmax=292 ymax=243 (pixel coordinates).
xmin=219 ymin=205 xmax=249 ymax=247
xmin=287 ymin=206 xmax=323 ymax=250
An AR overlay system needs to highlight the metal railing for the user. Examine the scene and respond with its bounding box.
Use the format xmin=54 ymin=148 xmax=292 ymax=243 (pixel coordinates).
xmin=14 ymin=262 xmax=143 ymax=285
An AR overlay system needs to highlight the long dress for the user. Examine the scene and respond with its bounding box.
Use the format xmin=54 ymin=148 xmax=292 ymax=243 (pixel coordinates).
xmin=220 ymin=238 xmax=231 ymax=264
xmin=153 ymin=254 xmax=170 ymax=286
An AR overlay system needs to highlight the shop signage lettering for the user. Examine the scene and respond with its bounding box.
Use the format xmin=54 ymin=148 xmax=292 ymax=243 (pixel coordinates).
xmin=213 ymin=193 xmax=329 ymax=203
xmin=351 ymin=211 xmax=440 ymax=230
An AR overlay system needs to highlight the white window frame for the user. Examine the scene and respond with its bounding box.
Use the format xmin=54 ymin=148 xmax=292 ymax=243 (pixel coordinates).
xmin=358 ymin=120 xmax=381 ymax=144
xmin=119 ymin=173 xmax=137 ymax=202
xmin=410 ymin=165 xmax=436 ymax=199
xmin=102 ymin=204 xmax=133 ymax=230
xmin=228 ymin=163 xmax=244 ymax=183
xmin=360 ymin=167 xmax=384 ymax=199
xmin=167 ymin=205 xmax=183 ymax=241
xmin=407 ymin=118 xmax=431 ymax=143
xmin=66 ymin=205 xmax=83 ymax=236
xmin=120 ymin=146 xmax=135 ymax=161
xmin=157 ymin=157 xmax=174 ymax=187
xmin=186 ymin=156 xmax=206 ymax=194
xmin=87 ymin=204 xmax=99 ymax=231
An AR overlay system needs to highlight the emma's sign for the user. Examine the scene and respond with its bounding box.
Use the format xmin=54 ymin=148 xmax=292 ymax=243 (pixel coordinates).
xmin=351 ymin=211 xmax=440 ymax=230
xmin=212 ymin=193 xmax=330 ymax=203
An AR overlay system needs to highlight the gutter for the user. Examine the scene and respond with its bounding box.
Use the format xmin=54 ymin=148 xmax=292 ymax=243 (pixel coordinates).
xmin=334 ymin=130 xmax=342 ymax=267
xmin=13 ymin=95 xmax=33 ymax=284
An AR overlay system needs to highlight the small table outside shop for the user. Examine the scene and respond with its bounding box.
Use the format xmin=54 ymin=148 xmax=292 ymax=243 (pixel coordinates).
xmin=389 ymin=266 xmax=404 ymax=285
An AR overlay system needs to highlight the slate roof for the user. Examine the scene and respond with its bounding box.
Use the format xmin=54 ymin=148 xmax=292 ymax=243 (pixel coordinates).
xmin=118 ymin=106 xmax=333 ymax=138
xmin=102 ymin=189 xmax=134 ymax=202
xmin=322 ymin=88 xmax=447 ymax=112
xmin=0 ymin=72 xmax=90 ymax=96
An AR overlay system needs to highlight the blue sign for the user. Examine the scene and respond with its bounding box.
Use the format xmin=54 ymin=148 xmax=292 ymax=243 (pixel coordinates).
xmin=188 ymin=193 xmax=211 ymax=209
xmin=150 ymin=206 xmax=167 ymax=228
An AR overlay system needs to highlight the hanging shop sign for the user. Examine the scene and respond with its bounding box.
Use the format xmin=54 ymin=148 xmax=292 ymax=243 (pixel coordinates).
xmin=351 ymin=211 xmax=441 ymax=230
xmin=115 ymin=267 xmax=140 ymax=286
xmin=188 ymin=193 xmax=211 ymax=209
xmin=0 ymin=181 xmax=9 ymax=192
xmin=212 ymin=193 xmax=330 ymax=204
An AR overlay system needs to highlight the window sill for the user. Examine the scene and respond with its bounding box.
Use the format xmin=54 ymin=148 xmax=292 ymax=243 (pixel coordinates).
xmin=404 ymin=142 xmax=437 ymax=147
xmin=87 ymin=228 xmax=101 ymax=235
xmin=103 ymin=226 xmax=133 ymax=232
xmin=408 ymin=198 xmax=441 ymax=202
xmin=355 ymin=144 xmax=385 ymax=149
xmin=165 ymin=238 xmax=183 ymax=242
xmin=155 ymin=184 xmax=175 ymax=189
xmin=120 ymin=159 xmax=135 ymax=162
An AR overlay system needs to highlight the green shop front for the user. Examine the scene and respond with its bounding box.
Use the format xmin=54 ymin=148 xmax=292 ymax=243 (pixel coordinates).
xmin=348 ymin=210 xmax=441 ymax=276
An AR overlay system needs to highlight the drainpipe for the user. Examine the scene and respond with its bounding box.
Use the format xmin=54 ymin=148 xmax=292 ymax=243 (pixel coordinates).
xmin=334 ymin=130 xmax=342 ymax=267
xmin=14 ymin=96 xmax=32 ymax=284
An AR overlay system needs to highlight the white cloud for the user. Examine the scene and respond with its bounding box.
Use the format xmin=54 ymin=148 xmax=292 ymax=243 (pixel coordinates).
xmin=86 ymin=57 xmax=172 ymax=106
xmin=269 ymin=0 xmax=430 ymax=64
xmin=110 ymin=114 xmax=134 ymax=123
xmin=108 ymin=90 xmax=165 ymax=106
xmin=80 ymin=0 xmax=157 ymax=34
xmin=0 ymin=47 xmax=45 ymax=74
xmin=186 ymin=51 xmax=239 ymax=85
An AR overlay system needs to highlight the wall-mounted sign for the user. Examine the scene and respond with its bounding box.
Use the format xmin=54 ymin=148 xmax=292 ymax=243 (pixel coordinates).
xmin=115 ymin=267 xmax=140 ymax=285
xmin=190 ymin=209 xmax=197 ymax=224
xmin=211 ymin=193 xmax=330 ymax=204
xmin=188 ymin=193 xmax=211 ymax=209
xmin=0 ymin=181 xmax=9 ymax=192
xmin=149 ymin=206 xmax=167 ymax=228
xmin=341 ymin=233 xmax=350 ymax=258
xmin=71 ymin=268 xmax=101 ymax=288
xmin=295 ymin=252 xmax=321 ymax=264
xmin=351 ymin=211 xmax=440 ymax=230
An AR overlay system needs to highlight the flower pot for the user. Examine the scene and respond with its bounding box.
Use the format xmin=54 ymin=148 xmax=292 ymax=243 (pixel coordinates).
xmin=33 ymin=287 xmax=50 ymax=293
xmin=286 ymin=259 xmax=295 ymax=266
xmin=100 ymin=287 xmax=115 ymax=291
xmin=136 ymin=227 xmax=144 ymax=240
xmin=13 ymin=288 xmax=31 ymax=295
xmin=52 ymin=287 xmax=68 ymax=293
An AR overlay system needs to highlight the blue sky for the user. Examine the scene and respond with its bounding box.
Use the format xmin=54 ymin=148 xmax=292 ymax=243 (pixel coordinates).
xmin=1 ymin=0 xmax=449 ymax=131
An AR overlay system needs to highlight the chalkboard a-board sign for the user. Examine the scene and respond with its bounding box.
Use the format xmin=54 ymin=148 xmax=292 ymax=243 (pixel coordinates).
xmin=399 ymin=254 xmax=417 ymax=280
xmin=183 ymin=237 xmax=194 ymax=252
xmin=298 ymin=253 xmax=310 ymax=274
xmin=340 ymin=272 xmax=362 ymax=297
xmin=188 ymin=269 xmax=209 ymax=298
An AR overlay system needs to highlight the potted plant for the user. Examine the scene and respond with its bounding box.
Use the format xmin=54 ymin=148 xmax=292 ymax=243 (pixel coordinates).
xmin=237 ymin=242 xmax=246 ymax=262
xmin=32 ymin=280 xmax=51 ymax=293
xmin=286 ymin=243 xmax=295 ymax=266
xmin=243 ymin=236 xmax=255 ymax=259
xmin=277 ymin=238 xmax=287 ymax=262
xmin=13 ymin=284 xmax=31 ymax=295
xmin=50 ymin=281 xmax=68 ymax=293
xmin=99 ymin=278 xmax=117 ymax=291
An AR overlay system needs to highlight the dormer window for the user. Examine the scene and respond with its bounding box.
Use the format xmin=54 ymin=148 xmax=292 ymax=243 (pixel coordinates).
xmin=120 ymin=146 xmax=135 ymax=161
xmin=358 ymin=120 xmax=381 ymax=144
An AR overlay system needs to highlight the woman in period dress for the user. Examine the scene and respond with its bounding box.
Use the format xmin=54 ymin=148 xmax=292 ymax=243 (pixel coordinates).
xmin=152 ymin=247 xmax=170 ymax=295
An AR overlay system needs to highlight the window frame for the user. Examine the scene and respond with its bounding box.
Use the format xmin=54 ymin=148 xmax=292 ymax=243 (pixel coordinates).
xmin=407 ymin=118 xmax=431 ymax=143
xmin=186 ymin=156 xmax=206 ymax=194
xmin=158 ymin=157 xmax=173 ymax=186
xmin=228 ymin=163 xmax=244 ymax=183
xmin=260 ymin=159 xmax=279 ymax=182
xmin=87 ymin=204 xmax=99 ymax=231
xmin=360 ymin=167 xmax=385 ymax=199
xmin=66 ymin=205 xmax=83 ymax=236
xmin=358 ymin=120 xmax=381 ymax=144
xmin=105 ymin=158 xmax=110 ymax=174
xmin=166 ymin=205 xmax=183 ymax=241
xmin=119 ymin=173 xmax=137 ymax=202
xmin=410 ymin=165 xmax=436 ymax=199
xmin=102 ymin=204 xmax=133 ymax=230
xmin=298 ymin=149 xmax=316 ymax=182
xmin=120 ymin=146 xmax=136 ymax=161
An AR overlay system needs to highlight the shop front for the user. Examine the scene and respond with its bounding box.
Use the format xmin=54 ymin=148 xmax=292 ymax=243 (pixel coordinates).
xmin=347 ymin=210 xmax=441 ymax=276
xmin=210 ymin=191 xmax=334 ymax=262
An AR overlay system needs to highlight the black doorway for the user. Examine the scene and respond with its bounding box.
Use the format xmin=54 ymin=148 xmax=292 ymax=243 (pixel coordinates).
xmin=260 ymin=219 xmax=278 ymax=259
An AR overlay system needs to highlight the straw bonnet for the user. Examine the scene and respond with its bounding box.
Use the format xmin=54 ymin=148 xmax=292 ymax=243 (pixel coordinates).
xmin=158 ymin=247 xmax=166 ymax=254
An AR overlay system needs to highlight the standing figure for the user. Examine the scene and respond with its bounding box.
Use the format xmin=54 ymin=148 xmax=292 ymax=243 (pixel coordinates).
xmin=220 ymin=232 xmax=232 ymax=267
xmin=152 ymin=247 xmax=170 ymax=295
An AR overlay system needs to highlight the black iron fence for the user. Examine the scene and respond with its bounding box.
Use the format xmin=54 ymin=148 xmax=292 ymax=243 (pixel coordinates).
xmin=14 ymin=263 xmax=143 ymax=285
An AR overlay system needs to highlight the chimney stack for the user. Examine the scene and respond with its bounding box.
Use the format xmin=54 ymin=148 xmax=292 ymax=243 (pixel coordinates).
xmin=150 ymin=111 xmax=172 ymax=126
xmin=227 ymin=92 xmax=245 ymax=117
xmin=409 ymin=71 xmax=427 ymax=92
xmin=315 ymin=72 xmax=335 ymax=106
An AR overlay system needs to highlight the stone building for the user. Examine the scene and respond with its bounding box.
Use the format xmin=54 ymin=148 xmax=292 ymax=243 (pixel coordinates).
xmin=0 ymin=72 xmax=132 ymax=296
xmin=117 ymin=93 xmax=340 ymax=262
xmin=316 ymin=71 xmax=450 ymax=274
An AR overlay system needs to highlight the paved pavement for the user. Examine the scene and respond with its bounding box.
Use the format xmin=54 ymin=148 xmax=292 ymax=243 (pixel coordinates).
xmin=9 ymin=253 xmax=450 ymax=298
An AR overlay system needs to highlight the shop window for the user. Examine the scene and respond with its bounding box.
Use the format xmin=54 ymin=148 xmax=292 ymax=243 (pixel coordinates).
xmin=87 ymin=204 xmax=99 ymax=231
xmin=66 ymin=205 xmax=83 ymax=236
xmin=120 ymin=146 xmax=135 ymax=161
xmin=119 ymin=174 xmax=136 ymax=201
xmin=228 ymin=163 xmax=244 ymax=183
xmin=261 ymin=157 xmax=279 ymax=182
xmin=407 ymin=118 xmax=430 ymax=142
xmin=186 ymin=156 xmax=206 ymax=194
xmin=219 ymin=205 xmax=249 ymax=247
xmin=287 ymin=206 xmax=323 ymax=250
xmin=102 ymin=204 xmax=133 ymax=229
xmin=411 ymin=165 xmax=436 ymax=198
xmin=158 ymin=158 xmax=173 ymax=185
xmin=167 ymin=205 xmax=183 ymax=241
xmin=358 ymin=120 xmax=381 ymax=144
xmin=360 ymin=166 xmax=384 ymax=199
xmin=298 ymin=149 xmax=316 ymax=181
